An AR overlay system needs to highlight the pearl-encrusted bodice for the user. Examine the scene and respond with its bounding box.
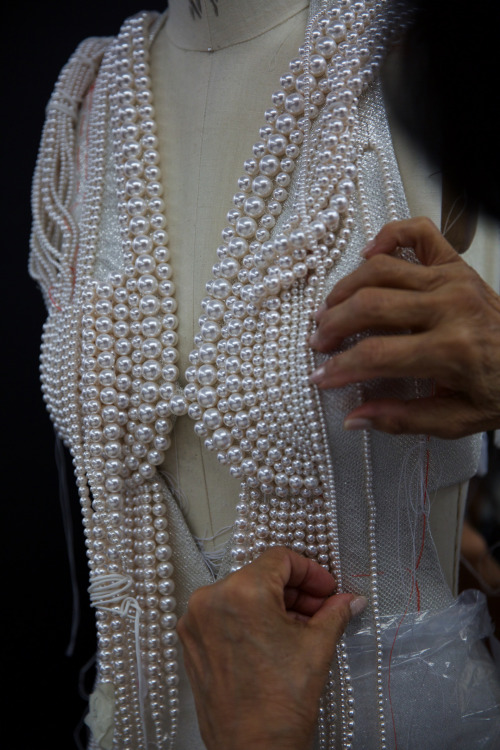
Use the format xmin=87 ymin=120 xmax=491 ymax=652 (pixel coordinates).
xmin=29 ymin=2 xmax=500 ymax=749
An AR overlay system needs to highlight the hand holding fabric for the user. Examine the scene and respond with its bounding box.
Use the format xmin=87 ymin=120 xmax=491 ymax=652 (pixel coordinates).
xmin=177 ymin=546 xmax=364 ymax=750
xmin=309 ymin=217 xmax=500 ymax=439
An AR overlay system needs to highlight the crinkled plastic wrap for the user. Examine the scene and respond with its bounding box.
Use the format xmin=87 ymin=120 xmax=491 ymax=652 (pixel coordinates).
xmin=343 ymin=590 xmax=500 ymax=749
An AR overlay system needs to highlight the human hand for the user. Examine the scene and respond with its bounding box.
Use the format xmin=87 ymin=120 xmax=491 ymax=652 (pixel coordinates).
xmin=309 ymin=217 xmax=500 ymax=439
xmin=177 ymin=546 xmax=365 ymax=750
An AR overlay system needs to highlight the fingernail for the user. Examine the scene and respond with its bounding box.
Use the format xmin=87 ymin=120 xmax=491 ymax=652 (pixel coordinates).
xmin=361 ymin=239 xmax=377 ymax=257
xmin=309 ymin=365 xmax=325 ymax=384
xmin=309 ymin=332 xmax=319 ymax=347
xmin=350 ymin=596 xmax=368 ymax=617
xmin=343 ymin=417 xmax=373 ymax=431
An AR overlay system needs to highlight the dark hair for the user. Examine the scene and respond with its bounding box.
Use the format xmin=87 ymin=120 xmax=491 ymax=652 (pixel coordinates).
xmin=387 ymin=0 xmax=499 ymax=219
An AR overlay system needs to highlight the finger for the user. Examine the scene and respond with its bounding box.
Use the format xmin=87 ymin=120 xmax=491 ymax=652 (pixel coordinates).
xmin=284 ymin=586 xmax=330 ymax=617
xmin=343 ymin=395 xmax=485 ymax=439
xmin=297 ymin=595 xmax=366 ymax=683
xmin=311 ymin=287 xmax=433 ymax=353
xmin=255 ymin=547 xmax=338 ymax=599
xmin=321 ymin=253 xmax=434 ymax=312
xmin=363 ymin=217 xmax=460 ymax=266
xmin=308 ymin=594 xmax=366 ymax=646
xmin=310 ymin=331 xmax=455 ymax=388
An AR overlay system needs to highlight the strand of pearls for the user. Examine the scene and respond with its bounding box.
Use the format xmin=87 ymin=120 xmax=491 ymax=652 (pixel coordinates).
xmin=34 ymin=14 xmax=182 ymax=748
xmin=30 ymin=39 xmax=107 ymax=307
xmin=361 ymin=424 xmax=387 ymax=749
xmin=78 ymin=41 xmax=151 ymax=749
xmin=34 ymin=41 xmax=112 ymax=724
xmin=348 ymin=68 xmax=417 ymax=746
xmin=81 ymin=15 xmax=181 ymax=747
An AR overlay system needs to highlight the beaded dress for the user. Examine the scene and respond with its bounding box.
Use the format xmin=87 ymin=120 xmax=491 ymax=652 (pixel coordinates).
xmin=30 ymin=1 xmax=500 ymax=749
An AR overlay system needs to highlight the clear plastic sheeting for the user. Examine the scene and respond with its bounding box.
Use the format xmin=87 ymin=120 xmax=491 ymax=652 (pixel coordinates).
xmin=344 ymin=589 xmax=500 ymax=749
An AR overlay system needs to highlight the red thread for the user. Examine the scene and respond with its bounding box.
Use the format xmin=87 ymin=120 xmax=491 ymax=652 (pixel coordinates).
xmin=70 ymin=245 xmax=79 ymax=290
xmin=48 ymin=287 xmax=62 ymax=312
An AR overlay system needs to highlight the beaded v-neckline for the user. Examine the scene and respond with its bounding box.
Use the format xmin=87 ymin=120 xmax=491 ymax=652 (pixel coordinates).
xmin=83 ymin=1 xmax=400 ymax=486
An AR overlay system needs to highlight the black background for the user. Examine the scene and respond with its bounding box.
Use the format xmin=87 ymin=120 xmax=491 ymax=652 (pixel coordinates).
xmin=3 ymin=2 xmax=499 ymax=748
xmin=3 ymin=3 xmax=164 ymax=747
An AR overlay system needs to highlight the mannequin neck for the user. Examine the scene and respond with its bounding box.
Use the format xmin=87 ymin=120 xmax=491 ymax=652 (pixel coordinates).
xmin=165 ymin=0 xmax=309 ymax=51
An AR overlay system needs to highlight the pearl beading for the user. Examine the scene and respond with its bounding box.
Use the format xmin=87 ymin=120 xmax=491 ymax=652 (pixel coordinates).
xmin=30 ymin=2 xmax=409 ymax=748
xmin=188 ymin=3 xmax=402 ymax=744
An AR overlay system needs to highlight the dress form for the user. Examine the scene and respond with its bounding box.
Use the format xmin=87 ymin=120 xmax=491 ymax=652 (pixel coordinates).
xmin=150 ymin=0 xmax=309 ymax=558
xmin=30 ymin=5 xmax=500 ymax=746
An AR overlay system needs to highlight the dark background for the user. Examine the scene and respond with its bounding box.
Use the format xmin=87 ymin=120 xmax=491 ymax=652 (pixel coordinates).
xmin=3 ymin=3 xmax=164 ymax=747
xmin=2 ymin=2 xmax=499 ymax=748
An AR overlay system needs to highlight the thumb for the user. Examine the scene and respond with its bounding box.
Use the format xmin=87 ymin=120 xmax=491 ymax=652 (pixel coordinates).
xmin=308 ymin=593 xmax=367 ymax=647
